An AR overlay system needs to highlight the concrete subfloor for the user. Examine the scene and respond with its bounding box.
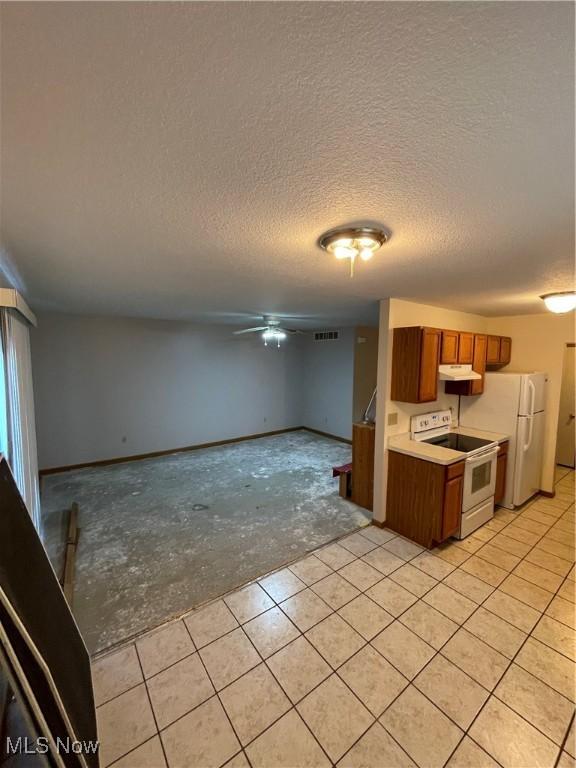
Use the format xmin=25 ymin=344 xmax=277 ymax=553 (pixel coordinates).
xmin=41 ymin=430 xmax=370 ymax=654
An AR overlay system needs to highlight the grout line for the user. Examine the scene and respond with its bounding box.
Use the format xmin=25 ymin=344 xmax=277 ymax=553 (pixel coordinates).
xmin=106 ymin=736 xmax=163 ymax=768
xmin=94 ymin=472 xmax=575 ymax=768
xmin=133 ymin=644 xmax=171 ymax=768
xmin=554 ymin=711 xmax=575 ymax=768
xmin=434 ymin=495 xmax=575 ymax=765
xmin=180 ymin=617 xmax=252 ymax=766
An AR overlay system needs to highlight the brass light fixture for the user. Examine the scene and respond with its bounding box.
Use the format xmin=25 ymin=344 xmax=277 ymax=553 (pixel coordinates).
xmin=540 ymin=291 xmax=576 ymax=314
xmin=319 ymin=227 xmax=388 ymax=277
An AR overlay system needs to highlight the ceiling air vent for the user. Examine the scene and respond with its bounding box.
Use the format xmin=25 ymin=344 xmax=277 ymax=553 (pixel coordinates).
xmin=313 ymin=330 xmax=340 ymax=342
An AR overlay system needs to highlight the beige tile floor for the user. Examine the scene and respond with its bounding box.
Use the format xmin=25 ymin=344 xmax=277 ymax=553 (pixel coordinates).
xmin=91 ymin=467 xmax=576 ymax=768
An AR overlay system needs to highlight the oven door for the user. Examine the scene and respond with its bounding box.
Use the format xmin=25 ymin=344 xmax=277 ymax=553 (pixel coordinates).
xmin=462 ymin=448 xmax=499 ymax=513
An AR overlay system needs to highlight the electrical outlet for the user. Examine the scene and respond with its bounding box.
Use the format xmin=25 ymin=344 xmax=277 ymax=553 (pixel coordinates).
xmin=387 ymin=412 xmax=398 ymax=426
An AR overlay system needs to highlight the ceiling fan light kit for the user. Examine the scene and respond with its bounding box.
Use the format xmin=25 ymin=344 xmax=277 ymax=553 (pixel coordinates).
xmin=540 ymin=291 xmax=576 ymax=314
xmin=233 ymin=316 xmax=303 ymax=347
xmin=319 ymin=227 xmax=388 ymax=277
xmin=262 ymin=328 xmax=287 ymax=347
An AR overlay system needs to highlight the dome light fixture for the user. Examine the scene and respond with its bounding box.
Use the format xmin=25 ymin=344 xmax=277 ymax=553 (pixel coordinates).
xmin=319 ymin=227 xmax=388 ymax=277
xmin=540 ymin=291 xmax=576 ymax=314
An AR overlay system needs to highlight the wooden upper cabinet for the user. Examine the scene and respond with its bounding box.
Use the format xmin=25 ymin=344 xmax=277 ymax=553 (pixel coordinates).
xmin=470 ymin=334 xmax=487 ymax=395
xmin=499 ymin=337 xmax=511 ymax=365
xmin=486 ymin=336 xmax=501 ymax=365
xmin=458 ymin=332 xmax=474 ymax=364
xmin=393 ymin=326 xmax=511 ymax=401
xmin=486 ymin=335 xmax=512 ymax=368
xmin=391 ymin=326 xmax=441 ymax=403
xmin=420 ymin=328 xmax=441 ymax=402
xmin=441 ymin=330 xmax=459 ymax=364
xmin=445 ymin=333 xmax=488 ymax=396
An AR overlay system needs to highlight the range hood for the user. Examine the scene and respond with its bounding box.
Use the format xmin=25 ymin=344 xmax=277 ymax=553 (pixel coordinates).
xmin=439 ymin=364 xmax=482 ymax=381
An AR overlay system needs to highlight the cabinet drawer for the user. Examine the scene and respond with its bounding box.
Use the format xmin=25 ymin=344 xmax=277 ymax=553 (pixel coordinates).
xmin=446 ymin=461 xmax=465 ymax=480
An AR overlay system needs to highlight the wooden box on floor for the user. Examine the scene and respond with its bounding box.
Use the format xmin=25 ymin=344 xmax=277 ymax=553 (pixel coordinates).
xmin=351 ymin=422 xmax=375 ymax=511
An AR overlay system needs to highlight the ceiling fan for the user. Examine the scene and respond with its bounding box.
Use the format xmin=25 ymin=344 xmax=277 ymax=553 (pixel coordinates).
xmin=233 ymin=316 xmax=306 ymax=347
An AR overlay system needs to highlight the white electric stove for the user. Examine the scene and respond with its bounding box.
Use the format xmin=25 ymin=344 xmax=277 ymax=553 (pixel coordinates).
xmin=411 ymin=410 xmax=500 ymax=538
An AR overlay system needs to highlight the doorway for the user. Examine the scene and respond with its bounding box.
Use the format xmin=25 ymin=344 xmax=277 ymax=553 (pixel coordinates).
xmin=556 ymin=343 xmax=575 ymax=468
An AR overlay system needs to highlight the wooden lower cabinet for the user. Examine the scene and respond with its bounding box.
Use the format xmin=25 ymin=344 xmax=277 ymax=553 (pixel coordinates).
xmin=351 ymin=422 xmax=375 ymax=510
xmin=443 ymin=473 xmax=464 ymax=540
xmin=495 ymin=441 xmax=509 ymax=505
xmin=386 ymin=451 xmax=465 ymax=548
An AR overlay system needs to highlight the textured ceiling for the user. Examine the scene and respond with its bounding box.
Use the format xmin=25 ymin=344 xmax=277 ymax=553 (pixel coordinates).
xmin=1 ymin=1 xmax=574 ymax=325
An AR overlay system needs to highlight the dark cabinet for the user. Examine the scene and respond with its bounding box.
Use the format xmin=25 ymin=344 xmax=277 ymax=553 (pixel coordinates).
xmin=391 ymin=326 xmax=441 ymax=403
xmin=495 ymin=441 xmax=509 ymax=505
xmin=386 ymin=451 xmax=465 ymax=548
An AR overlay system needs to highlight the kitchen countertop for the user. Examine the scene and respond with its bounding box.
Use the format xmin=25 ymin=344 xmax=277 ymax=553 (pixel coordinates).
xmin=388 ymin=426 xmax=509 ymax=466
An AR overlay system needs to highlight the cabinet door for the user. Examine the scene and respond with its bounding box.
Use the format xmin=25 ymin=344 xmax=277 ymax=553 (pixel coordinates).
xmin=470 ymin=335 xmax=487 ymax=395
xmin=441 ymin=331 xmax=459 ymax=364
xmin=458 ymin=333 xmax=474 ymax=364
xmin=487 ymin=336 xmax=501 ymax=364
xmin=442 ymin=475 xmax=463 ymax=540
xmin=419 ymin=328 xmax=441 ymax=402
xmin=499 ymin=337 xmax=511 ymax=365
xmin=495 ymin=451 xmax=508 ymax=504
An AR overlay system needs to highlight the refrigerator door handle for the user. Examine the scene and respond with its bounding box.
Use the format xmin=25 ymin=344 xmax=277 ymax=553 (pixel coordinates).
xmin=528 ymin=379 xmax=536 ymax=418
xmin=523 ymin=380 xmax=536 ymax=452
xmin=524 ymin=416 xmax=534 ymax=452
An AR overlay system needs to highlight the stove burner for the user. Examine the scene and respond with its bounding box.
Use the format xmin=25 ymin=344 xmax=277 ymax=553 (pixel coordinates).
xmin=422 ymin=433 xmax=495 ymax=453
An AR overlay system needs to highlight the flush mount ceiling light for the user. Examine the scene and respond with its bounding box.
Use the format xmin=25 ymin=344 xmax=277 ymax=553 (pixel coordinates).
xmin=540 ymin=291 xmax=576 ymax=314
xmin=319 ymin=227 xmax=388 ymax=277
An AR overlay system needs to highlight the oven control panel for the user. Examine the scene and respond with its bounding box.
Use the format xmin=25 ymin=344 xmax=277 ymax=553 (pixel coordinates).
xmin=411 ymin=409 xmax=452 ymax=435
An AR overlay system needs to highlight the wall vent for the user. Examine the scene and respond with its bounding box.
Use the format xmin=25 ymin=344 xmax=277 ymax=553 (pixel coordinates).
xmin=313 ymin=330 xmax=340 ymax=342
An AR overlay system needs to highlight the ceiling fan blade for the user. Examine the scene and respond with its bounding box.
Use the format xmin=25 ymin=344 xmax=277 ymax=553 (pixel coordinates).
xmin=283 ymin=328 xmax=308 ymax=335
xmin=233 ymin=326 xmax=268 ymax=335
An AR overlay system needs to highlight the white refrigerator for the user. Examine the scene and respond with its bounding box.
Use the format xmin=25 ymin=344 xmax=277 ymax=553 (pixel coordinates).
xmin=459 ymin=372 xmax=547 ymax=509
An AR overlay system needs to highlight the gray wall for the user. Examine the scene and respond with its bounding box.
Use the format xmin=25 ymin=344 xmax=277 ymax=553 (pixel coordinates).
xmin=301 ymin=329 xmax=355 ymax=441
xmin=31 ymin=314 xmax=360 ymax=469
xmin=31 ymin=314 xmax=305 ymax=469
